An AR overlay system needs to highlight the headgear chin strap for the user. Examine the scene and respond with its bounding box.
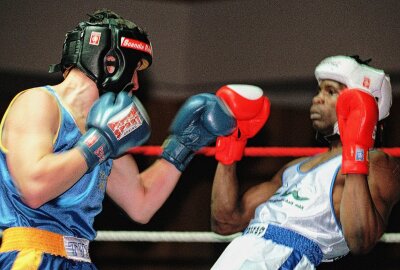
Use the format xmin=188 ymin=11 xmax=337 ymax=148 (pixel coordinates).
xmin=315 ymin=55 xmax=392 ymax=121
xmin=49 ymin=10 xmax=153 ymax=93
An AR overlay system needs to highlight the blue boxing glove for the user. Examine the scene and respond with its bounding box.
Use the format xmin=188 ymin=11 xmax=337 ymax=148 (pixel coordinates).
xmin=76 ymin=91 xmax=151 ymax=171
xmin=161 ymin=93 xmax=236 ymax=171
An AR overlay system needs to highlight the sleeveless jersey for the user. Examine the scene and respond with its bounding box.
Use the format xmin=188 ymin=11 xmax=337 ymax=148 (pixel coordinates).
xmin=249 ymin=155 xmax=349 ymax=261
xmin=0 ymin=86 xmax=112 ymax=240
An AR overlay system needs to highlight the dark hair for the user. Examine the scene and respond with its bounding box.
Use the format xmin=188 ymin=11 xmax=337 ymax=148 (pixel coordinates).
xmin=349 ymin=55 xmax=372 ymax=66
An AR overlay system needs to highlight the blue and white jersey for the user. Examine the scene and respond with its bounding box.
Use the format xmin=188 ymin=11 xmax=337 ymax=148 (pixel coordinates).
xmin=0 ymin=86 xmax=112 ymax=240
xmin=250 ymin=155 xmax=349 ymax=261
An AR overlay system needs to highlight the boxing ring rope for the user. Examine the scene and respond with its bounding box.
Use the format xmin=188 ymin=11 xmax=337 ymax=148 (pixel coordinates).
xmin=2 ymin=146 xmax=400 ymax=243
xmin=95 ymin=231 xmax=241 ymax=242
xmin=0 ymin=230 xmax=399 ymax=243
xmin=127 ymin=146 xmax=400 ymax=157
xmin=93 ymin=231 xmax=400 ymax=243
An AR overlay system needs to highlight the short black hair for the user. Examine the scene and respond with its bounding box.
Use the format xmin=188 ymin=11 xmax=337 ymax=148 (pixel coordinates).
xmin=349 ymin=55 xmax=372 ymax=66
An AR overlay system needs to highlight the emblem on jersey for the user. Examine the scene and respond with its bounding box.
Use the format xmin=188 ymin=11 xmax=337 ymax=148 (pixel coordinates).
xmin=270 ymin=188 xmax=311 ymax=211
xmin=281 ymin=190 xmax=309 ymax=201
xmin=89 ymin=31 xmax=102 ymax=46
xmin=108 ymin=104 xmax=143 ymax=140
xmin=355 ymin=147 xmax=365 ymax=161
xmin=98 ymin=170 xmax=108 ymax=192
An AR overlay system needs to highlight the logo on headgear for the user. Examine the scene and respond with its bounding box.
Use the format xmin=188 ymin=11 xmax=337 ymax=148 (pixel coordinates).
xmin=89 ymin=32 xmax=102 ymax=46
xmin=121 ymin=37 xmax=153 ymax=56
xmin=362 ymin=77 xmax=371 ymax=89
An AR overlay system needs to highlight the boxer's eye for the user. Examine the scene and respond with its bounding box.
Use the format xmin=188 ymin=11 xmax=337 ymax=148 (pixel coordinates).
xmin=327 ymin=87 xmax=338 ymax=96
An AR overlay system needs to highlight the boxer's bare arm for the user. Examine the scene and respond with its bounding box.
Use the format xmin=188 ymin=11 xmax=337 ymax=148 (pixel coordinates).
xmin=211 ymin=158 xmax=305 ymax=235
xmin=3 ymin=89 xmax=87 ymax=208
xmin=340 ymin=151 xmax=400 ymax=253
xmin=336 ymin=89 xmax=400 ymax=253
xmin=107 ymin=157 xmax=181 ymax=224
xmin=211 ymin=84 xmax=275 ymax=234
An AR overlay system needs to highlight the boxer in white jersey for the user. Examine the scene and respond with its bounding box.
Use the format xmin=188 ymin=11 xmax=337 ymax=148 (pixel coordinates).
xmin=210 ymin=55 xmax=400 ymax=269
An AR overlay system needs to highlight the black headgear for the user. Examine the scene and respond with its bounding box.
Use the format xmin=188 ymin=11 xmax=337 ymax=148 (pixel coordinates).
xmin=49 ymin=9 xmax=153 ymax=93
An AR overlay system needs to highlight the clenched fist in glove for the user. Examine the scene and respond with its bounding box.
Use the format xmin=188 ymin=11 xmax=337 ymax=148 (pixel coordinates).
xmin=161 ymin=93 xmax=236 ymax=171
xmin=337 ymin=88 xmax=379 ymax=175
xmin=76 ymin=91 xmax=151 ymax=171
xmin=215 ymin=84 xmax=270 ymax=165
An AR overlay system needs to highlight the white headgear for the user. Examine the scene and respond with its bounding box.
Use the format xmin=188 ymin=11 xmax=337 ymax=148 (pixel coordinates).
xmin=315 ymin=55 xmax=392 ymax=120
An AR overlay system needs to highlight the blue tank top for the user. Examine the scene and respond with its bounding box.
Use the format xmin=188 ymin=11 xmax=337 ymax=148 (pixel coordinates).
xmin=0 ymin=86 xmax=112 ymax=240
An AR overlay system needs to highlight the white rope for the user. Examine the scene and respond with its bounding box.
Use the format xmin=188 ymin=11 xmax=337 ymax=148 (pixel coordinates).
xmin=94 ymin=231 xmax=400 ymax=243
xmin=1 ymin=230 xmax=400 ymax=243
xmin=379 ymin=233 xmax=400 ymax=243
xmin=95 ymin=231 xmax=241 ymax=242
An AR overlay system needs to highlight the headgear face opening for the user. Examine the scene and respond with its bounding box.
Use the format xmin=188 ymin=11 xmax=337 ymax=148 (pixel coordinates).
xmin=314 ymin=55 xmax=392 ymax=121
xmin=49 ymin=9 xmax=153 ymax=93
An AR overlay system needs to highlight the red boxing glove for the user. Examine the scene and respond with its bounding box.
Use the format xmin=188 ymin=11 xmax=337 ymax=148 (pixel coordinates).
xmin=337 ymin=88 xmax=378 ymax=175
xmin=215 ymin=85 xmax=270 ymax=164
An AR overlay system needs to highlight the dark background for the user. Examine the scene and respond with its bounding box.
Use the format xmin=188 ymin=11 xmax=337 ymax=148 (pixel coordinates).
xmin=1 ymin=1 xmax=400 ymax=269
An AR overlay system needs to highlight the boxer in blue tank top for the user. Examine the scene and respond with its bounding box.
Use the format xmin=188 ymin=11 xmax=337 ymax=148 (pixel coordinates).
xmin=0 ymin=86 xmax=112 ymax=241
xmin=0 ymin=9 xmax=236 ymax=269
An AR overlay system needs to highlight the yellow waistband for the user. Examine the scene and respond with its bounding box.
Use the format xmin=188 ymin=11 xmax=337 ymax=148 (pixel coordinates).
xmin=0 ymin=227 xmax=91 ymax=262
xmin=0 ymin=227 xmax=68 ymax=257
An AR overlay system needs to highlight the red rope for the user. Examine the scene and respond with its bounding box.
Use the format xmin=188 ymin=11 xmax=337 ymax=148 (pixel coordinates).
xmin=128 ymin=146 xmax=400 ymax=157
